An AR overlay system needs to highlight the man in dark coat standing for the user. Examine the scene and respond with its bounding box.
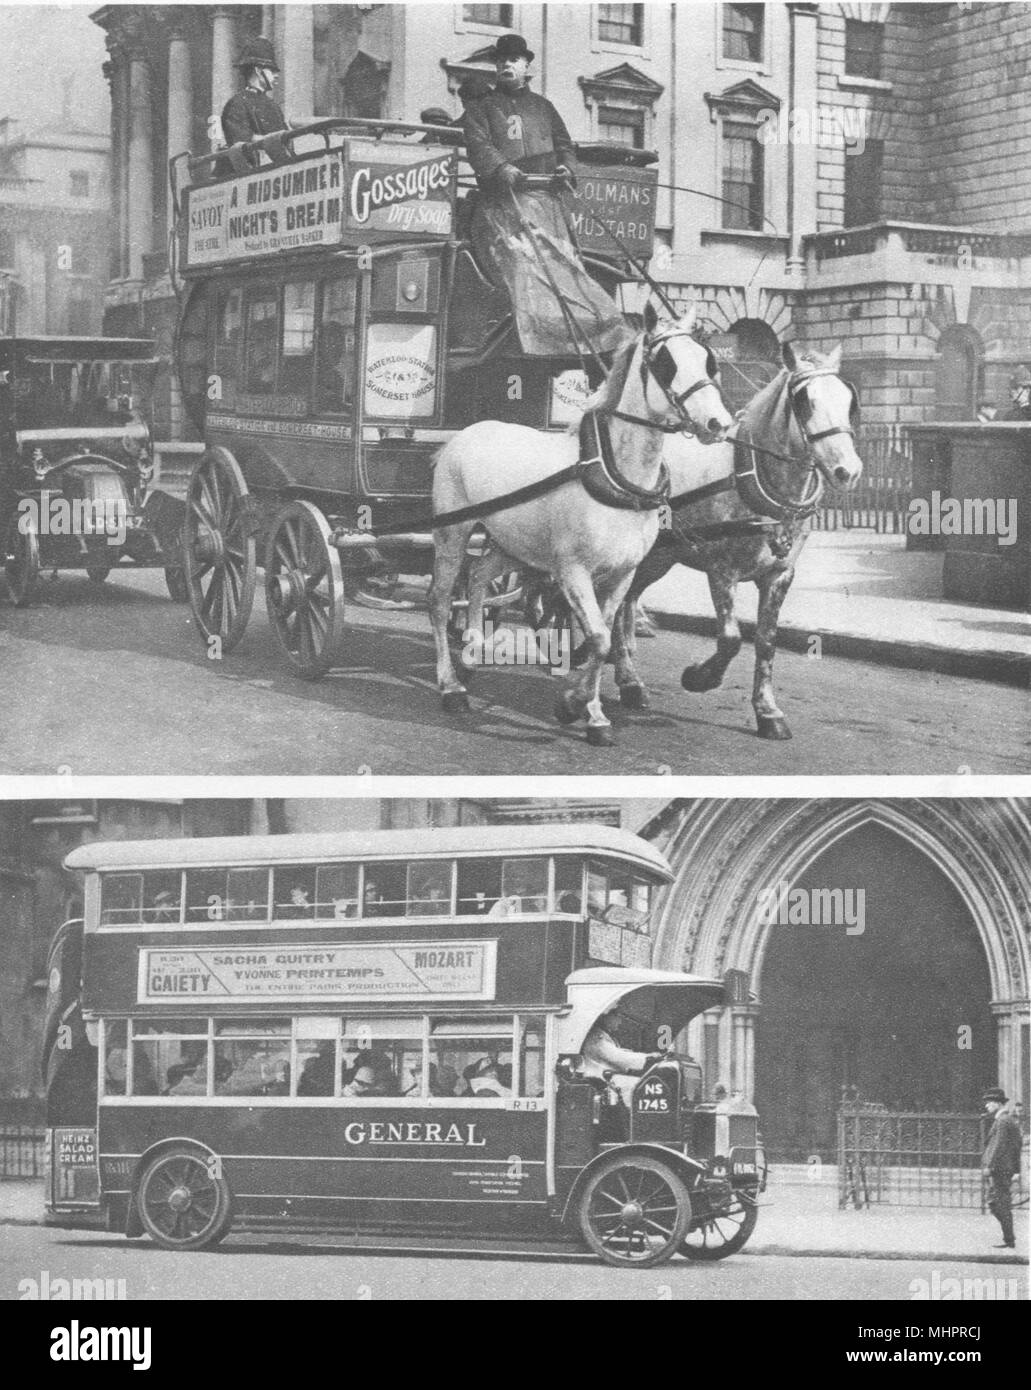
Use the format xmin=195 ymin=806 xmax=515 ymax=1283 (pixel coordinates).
xmin=221 ymin=36 xmax=288 ymax=151
xmin=1002 ymin=366 xmax=1031 ymax=421
xmin=982 ymin=1086 xmax=1023 ymax=1248
xmin=460 ymin=32 xmax=630 ymax=358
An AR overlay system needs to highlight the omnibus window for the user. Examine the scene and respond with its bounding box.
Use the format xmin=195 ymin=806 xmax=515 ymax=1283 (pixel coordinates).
xmin=430 ymin=1019 xmax=514 ymax=1098
xmin=457 ymin=858 xmax=501 ymax=916
xmin=406 ymin=861 xmax=452 ymax=916
xmin=500 ymin=857 xmax=548 ymax=913
xmin=214 ymin=1020 xmax=291 ymax=1097
xmin=554 ymin=857 xmax=583 ymax=914
xmin=518 ymin=1019 xmax=546 ymax=1099
xmin=132 ymin=1020 xmax=208 ymax=1097
xmin=214 ymin=286 xmax=242 ymax=405
xmin=185 ymin=869 xmax=228 ymax=923
xmin=244 ymin=291 xmax=279 ymax=393
xmin=273 ymin=866 xmax=317 ymax=919
xmin=361 ymin=862 xmax=406 ymax=917
xmin=296 ymin=1017 xmax=340 ymax=1097
xmin=225 ymin=868 xmax=269 ymax=922
xmin=140 ymin=871 xmax=182 ymax=925
xmin=103 ymin=1020 xmax=128 ymax=1096
xmin=100 ymin=874 xmax=143 ymax=925
xmin=316 ymin=276 xmax=357 ymax=413
xmin=342 ymin=1019 xmax=421 ymax=1097
xmin=315 ymin=863 xmax=359 ymax=919
xmin=279 ymin=280 xmax=316 ymax=397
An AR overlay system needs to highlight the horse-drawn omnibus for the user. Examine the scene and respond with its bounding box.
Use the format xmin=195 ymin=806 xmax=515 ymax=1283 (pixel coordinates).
xmin=0 ymin=336 xmax=186 ymax=606
xmin=170 ymin=118 xmax=666 ymax=676
xmin=44 ymin=824 xmax=764 ymax=1267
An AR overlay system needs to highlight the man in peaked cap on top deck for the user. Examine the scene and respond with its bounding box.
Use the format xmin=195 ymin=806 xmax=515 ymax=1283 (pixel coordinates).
xmin=221 ymin=35 xmax=289 ymax=153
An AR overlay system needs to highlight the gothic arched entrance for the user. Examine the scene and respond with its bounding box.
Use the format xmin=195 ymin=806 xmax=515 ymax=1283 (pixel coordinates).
xmin=753 ymin=821 xmax=994 ymax=1161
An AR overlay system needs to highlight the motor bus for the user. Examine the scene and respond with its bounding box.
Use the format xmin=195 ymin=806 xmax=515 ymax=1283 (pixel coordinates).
xmin=44 ymin=824 xmax=764 ymax=1267
xmin=170 ymin=118 xmax=659 ymax=674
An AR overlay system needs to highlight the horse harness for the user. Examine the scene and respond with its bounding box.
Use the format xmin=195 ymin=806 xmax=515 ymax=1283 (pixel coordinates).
xmin=609 ymin=326 xmax=725 ymax=436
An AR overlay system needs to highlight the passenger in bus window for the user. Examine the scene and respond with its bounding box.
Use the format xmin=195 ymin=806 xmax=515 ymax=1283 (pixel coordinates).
xmin=150 ymin=889 xmax=179 ymax=924
xmin=463 ymin=1056 xmax=511 ymax=1098
xmin=315 ymin=321 xmax=354 ymax=413
xmin=297 ymin=1041 xmax=336 ymax=1097
xmin=165 ymin=1044 xmax=208 ymax=1096
xmin=343 ymin=1051 xmax=397 ymax=1097
xmin=487 ymin=894 xmax=522 ymax=919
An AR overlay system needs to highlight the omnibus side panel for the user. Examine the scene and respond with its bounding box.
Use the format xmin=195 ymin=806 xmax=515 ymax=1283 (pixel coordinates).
xmin=99 ymin=1103 xmax=549 ymax=1214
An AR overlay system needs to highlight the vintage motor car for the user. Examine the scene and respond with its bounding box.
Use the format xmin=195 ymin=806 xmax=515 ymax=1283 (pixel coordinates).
xmin=0 ymin=336 xmax=187 ymax=606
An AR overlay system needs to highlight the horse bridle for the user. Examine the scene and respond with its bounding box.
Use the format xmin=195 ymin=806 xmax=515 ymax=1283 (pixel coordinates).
xmin=609 ymin=326 xmax=726 ymax=436
xmin=788 ymin=369 xmax=861 ymax=446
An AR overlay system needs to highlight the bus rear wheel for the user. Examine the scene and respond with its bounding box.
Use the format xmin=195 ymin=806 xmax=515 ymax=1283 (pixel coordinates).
xmin=579 ymin=1155 xmax=692 ymax=1268
xmin=136 ymin=1147 xmax=232 ymax=1251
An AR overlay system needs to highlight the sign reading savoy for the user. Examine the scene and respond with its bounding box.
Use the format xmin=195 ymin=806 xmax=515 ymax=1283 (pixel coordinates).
xmin=137 ymin=941 xmax=496 ymax=1002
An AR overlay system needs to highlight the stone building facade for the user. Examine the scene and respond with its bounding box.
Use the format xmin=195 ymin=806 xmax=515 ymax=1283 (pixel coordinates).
xmin=0 ymin=120 xmax=110 ymax=336
xmin=88 ymin=2 xmax=1031 ymax=438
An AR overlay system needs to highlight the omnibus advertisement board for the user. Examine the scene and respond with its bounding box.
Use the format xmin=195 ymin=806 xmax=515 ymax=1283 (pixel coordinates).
xmin=137 ymin=940 xmax=497 ymax=1003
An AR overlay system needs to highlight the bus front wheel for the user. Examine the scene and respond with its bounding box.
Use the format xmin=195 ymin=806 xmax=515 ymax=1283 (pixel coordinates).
xmin=136 ymin=1147 xmax=233 ymax=1251
xmin=578 ymin=1155 xmax=692 ymax=1268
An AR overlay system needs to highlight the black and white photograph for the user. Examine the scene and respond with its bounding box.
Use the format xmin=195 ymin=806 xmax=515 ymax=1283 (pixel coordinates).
xmin=0 ymin=0 xmax=1026 ymax=774
xmin=0 ymin=793 xmax=1027 ymax=1304
xmin=0 ymin=0 xmax=1027 ymax=1351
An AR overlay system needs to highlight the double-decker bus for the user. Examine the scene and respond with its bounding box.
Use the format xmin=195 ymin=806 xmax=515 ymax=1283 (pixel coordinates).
xmin=44 ymin=824 xmax=764 ymax=1267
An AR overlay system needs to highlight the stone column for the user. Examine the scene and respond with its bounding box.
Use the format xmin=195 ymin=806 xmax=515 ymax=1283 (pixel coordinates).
xmin=279 ymin=4 xmax=315 ymax=124
xmin=786 ymin=2 xmax=819 ymax=274
xmin=105 ymin=37 xmax=130 ymax=279
xmin=166 ymin=22 xmax=193 ymax=232
xmin=210 ymin=6 xmax=238 ymax=148
xmin=728 ymin=1004 xmax=759 ymax=1100
xmin=126 ymin=42 xmax=155 ymax=281
xmin=992 ymin=1003 xmax=1025 ymax=1109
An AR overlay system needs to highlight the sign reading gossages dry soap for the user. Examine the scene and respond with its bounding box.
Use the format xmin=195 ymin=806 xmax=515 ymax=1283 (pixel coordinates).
xmin=343 ymin=140 xmax=455 ymax=238
xmin=184 ymin=153 xmax=345 ymax=267
xmin=138 ymin=941 xmax=497 ymax=1003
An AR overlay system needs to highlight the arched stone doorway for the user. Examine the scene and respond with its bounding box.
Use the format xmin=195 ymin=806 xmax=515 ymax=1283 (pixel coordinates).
xmin=935 ymin=325 xmax=983 ymax=422
xmin=652 ymin=799 xmax=1029 ymax=1160
xmin=754 ymin=821 xmax=994 ymax=1161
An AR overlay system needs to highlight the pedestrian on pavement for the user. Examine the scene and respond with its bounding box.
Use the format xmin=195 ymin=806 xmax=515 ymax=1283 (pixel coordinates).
xmin=982 ymin=1086 xmax=1022 ymax=1248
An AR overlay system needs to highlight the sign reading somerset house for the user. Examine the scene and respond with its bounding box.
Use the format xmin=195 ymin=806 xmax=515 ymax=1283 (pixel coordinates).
xmin=182 ymin=140 xmax=456 ymax=268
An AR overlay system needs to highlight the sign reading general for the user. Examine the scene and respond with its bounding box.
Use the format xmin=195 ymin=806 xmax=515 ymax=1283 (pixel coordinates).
xmin=138 ymin=941 xmax=497 ymax=1003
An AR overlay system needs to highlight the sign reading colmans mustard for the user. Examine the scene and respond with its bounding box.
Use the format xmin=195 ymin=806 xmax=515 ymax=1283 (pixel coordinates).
xmin=183 ymin=141 xmax=456 ymax=268
xmin=138 ymin=941 xmax=497 ymax=1003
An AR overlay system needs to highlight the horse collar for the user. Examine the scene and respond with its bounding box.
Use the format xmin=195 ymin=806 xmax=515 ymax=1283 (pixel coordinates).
xmin=733 ymin=429 xmax=822 ymax=521
xmin=578 ymin=410 xmax=670 ymax=511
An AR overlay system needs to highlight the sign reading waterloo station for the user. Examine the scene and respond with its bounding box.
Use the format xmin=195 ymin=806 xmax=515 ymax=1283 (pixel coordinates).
xmin=184 ymin=143 xmax=454 ymax=268
xmin=138 ymin=942 xmax=496 ymax=1003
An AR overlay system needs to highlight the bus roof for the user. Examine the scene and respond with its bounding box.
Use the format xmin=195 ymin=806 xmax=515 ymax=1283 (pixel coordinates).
xmin=63 ymin=824 xmax=673 ymax=881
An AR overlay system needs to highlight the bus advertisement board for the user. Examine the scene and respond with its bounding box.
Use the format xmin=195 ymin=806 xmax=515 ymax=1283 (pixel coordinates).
xmin=567 ymin=165 xmax=658 ymax=262
xmin=184 ymin=153 xmax=345 ymax=268
xmin=137 ymin=940 xmax=497 ymax=1004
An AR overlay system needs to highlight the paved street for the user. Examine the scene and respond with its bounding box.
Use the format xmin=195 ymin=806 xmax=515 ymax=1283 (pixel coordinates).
xmin=0 ymin=570 xmax=1027 ymax=776
xmin=2 ymin=1224 xmax=1026 ymax=1301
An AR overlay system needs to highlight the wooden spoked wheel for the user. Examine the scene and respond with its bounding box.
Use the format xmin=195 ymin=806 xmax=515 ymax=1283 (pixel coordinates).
xmin=681 ymin=1188 xmax=758 ymax=1260
xmin=136 ymin=1147 xmax=232 ymax=1251
xmin=182 ymin=447 xmax=257 ymax=653
xmin=264 ymin=500 xmax=346 ymax=679
xmin=2 ymin=511 xmax=40 ymax=606
xmin=578 ymin=1155 xmax=692 ymax=1268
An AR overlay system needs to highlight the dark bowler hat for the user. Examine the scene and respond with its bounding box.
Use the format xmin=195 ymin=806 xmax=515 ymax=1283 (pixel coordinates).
xmin=236 ymin=36 xmax=280 ymax=72
xmin=983 ymin=1086 xmax=1008 ymax=1104
xmin=491 ymin=32 xmax=534 ymax=63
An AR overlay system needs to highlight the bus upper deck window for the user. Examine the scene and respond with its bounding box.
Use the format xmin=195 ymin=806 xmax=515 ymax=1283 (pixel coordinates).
xmin=457 ymin=858 xmax=501 ymax=916
xmin=500 ymin=857 xmax=548 ymax=914
xmin=274 ymin=866 xmax=317 ymax=919
xmin=141 ymin=871 xmax=182 ymax=925
xmin=280 ymin=280 xmax=316 ymax=398
xmin=406 ymin=861 xmax=452 ymax=916
xmin=244 ymin=292 xmax=279 ymax=394
xmin=316 ymin=863 xmax=359 ymax=919
xmin=554 ymin=857 xmax=583 ymax=914
xmin=361 ymin=862 xmax=406 ymax=917
xmin=100 ymin=874 xmax=143 ymax=925
xmin=316 ymin=276 xmax=357 ymax=414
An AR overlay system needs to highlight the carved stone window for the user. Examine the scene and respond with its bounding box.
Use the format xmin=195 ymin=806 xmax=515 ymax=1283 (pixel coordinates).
xmin=579 ymin=64 xmax=663 ymax=150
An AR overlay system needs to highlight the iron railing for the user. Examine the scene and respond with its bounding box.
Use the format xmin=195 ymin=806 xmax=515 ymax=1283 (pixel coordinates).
xmin=838 ymin=1103 xmax=1028 ymax=1209
xmin=0 ymin=1125 xmax=46 ymax=1179
xmin=812 ymin=422 xmax=914 ymax=534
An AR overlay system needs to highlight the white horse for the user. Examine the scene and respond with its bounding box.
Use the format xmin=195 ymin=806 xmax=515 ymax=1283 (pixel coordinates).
xmin=428 ymin=304 xmax=734 ymax=745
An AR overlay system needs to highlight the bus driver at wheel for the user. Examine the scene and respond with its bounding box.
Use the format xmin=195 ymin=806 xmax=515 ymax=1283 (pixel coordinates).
xmin=576 ymin=1011 xmax=662 ymax=1106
